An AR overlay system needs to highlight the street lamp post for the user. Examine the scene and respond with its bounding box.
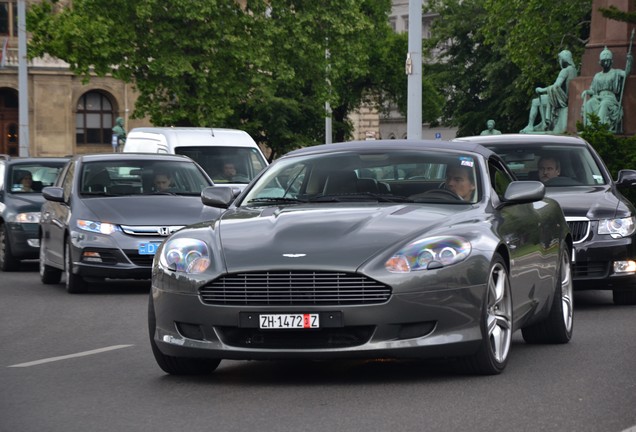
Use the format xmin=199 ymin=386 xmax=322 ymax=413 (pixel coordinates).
xmin=18 ymin=0 xmax=29 ymax=157
xmin=406 ymin=0 xmax=422 ymax=140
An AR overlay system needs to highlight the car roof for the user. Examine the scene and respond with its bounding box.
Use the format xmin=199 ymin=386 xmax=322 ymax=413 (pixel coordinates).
xmin=71 ymin=153 xmax=196 ymax=163
xmin=1 ymin=155 xmax=70 ymax=164
xmin=283 ymin=139 xmax=496 ymax=159
xmin=453 ymin=134 xmax=589 ymax=148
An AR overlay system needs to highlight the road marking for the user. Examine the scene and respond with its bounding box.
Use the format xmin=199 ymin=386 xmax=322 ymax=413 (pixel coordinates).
xmin=8 ymin=345 xmax=134 ymax=368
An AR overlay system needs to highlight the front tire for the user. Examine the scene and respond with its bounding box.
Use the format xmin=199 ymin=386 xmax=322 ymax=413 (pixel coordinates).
xmin=0 ymin=223 xmax=20 ymax=271
xmin=39 ymin=237 xmax=62 ymax=284
xmin=148 ymin=295 xmax=221 ymax=375
xmin=65 ymin=240 xmax=86 ymax=293
xmin=463 ymin=253 xmax=512 ymax=375
xmin=522 ymin=245 xmax=573 ymax=344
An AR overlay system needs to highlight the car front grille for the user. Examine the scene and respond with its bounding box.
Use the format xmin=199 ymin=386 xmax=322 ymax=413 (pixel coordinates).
xmin=199 ymin=271 xmax=391 ymax=306
xmin=572 ymin=261 xmax=608 ymax=279
xmin=565 ymin=217 xmax=590 ymax=244
xmin=123 ymin=250 xmax=155 ymax=266
xmin=216 ymin=326 xmax=375 ymax=349
xmin=120 ymin=225 xmax=184 ymax=237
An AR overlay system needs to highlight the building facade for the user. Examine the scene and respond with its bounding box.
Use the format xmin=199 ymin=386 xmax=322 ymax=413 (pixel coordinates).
xmin=0 ymin=0 xmax=455 ymax=157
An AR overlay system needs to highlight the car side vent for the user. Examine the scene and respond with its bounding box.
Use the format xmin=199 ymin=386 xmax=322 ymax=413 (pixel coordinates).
xmin=200 ymin=271 xmax=391 ymax=306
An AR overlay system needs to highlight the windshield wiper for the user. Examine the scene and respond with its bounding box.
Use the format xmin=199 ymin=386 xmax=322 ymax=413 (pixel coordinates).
xmin=309 ymin=193 xmax=409 ymax=203
xmin=247 ymin=197 xmax=308 ymax=204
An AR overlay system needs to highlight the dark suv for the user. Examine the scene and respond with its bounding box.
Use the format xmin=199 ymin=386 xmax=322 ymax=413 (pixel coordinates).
xmin=0 ymin=155 xmax=69 ymax=271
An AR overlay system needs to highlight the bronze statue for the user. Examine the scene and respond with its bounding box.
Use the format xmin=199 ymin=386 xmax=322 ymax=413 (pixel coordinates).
xmin=111 ymin=117 xmax=127 ymax=152
xmin=581 ymin=43 xmax=633 ymax=133
xmin=480 ymin=119 xmax=502 ymax=135
xmin=521 ymin=50 xmax=577 ymax=134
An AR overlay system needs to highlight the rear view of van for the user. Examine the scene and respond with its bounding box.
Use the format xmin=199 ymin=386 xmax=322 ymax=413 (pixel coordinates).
xmin=123 ymin=127 xmax=268 ymax=190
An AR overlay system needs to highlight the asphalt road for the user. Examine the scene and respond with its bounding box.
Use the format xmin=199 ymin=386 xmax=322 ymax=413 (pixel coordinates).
xmin=2 ymin=261 xmax=636 ymax=432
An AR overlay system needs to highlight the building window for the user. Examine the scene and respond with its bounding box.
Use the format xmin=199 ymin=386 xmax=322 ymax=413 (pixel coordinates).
xmin=76 ymin=91 xmax=114 ymax=146
xmin=0 ymin=1 xmax=17 ymax=37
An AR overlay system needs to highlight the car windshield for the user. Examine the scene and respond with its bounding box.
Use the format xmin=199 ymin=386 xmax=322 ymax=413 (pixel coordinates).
xmin=484 ymin=144 xmax=607 ymax=187
xmin=9 ymin=163 xmax=66 ymax=193
xmin=174 ymin=146 xmax=268 ymax=185
xmin=79 ymin=160 xmax=211 ymax=196
xmin=241 ymin=150 xmax=481 ymax=205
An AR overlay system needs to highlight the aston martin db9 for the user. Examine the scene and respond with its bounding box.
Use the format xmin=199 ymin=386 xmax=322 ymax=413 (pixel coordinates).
xmin=149 ymin=140 xmax=573 ymax=376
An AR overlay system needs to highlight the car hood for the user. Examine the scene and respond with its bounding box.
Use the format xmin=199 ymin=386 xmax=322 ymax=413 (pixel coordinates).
xmin=81 ymin=196 xmax=219 ymax=225
xmin=218 ymin=204 xmax=476 ymax=272
xmin=7 ymin=193 xmax=46 ymax=213
xmin=545 ymin=186 xmax=628 ymax=219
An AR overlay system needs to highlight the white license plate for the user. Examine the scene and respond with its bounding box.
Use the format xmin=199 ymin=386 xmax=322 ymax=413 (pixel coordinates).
xmin=259 ymin=313 xmax=320 ymax=329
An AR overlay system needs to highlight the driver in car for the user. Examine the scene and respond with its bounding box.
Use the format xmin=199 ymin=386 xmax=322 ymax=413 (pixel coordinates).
xmin=538 ymin=156 xmax=561 ymax=183
xmin=445 ymin=164 xmax=476 ymax=201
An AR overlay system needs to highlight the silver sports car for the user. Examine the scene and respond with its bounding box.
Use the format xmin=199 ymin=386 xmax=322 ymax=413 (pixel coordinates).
xmin=149 ymin=140 xmax=573 ymax=375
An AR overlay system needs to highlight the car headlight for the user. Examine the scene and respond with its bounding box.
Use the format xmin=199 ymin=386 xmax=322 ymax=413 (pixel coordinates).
xmin=386 ymin=236 xmax=471 ymax=273
xmin=76 ymin=219 xmax=120 ymax=235
xmin=598 ymin=216 xmax=636 ymax=238
xmin=159 ymin=238 xmax=210 ymax=274
xmin=13 ymin=212 xmax=41 ymax=223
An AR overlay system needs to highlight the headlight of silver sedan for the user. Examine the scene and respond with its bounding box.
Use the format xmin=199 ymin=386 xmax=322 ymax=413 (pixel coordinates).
xmin=385 ymin=236 xmax=471 ymax=273
xmin=12 ymin=212 xmax=41 ymax=223
xmin=159 ymin=238 xmax=210 ymax=274
xmin=598 ymin=216 xmax=636 ymax=238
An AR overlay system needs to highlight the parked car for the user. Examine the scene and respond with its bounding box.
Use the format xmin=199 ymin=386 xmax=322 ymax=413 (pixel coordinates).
xmin=39 ymin=153 xmax=222 ymax=293
xmin=122 ymin=127 xmax=269 ymax=190
xmin=149 ymin=140 xmax=573 ymax=376
xmin=454 ymin=134 xmax=636 ymax=305
xmin=0 ymin=155 xmax=68 ymax=271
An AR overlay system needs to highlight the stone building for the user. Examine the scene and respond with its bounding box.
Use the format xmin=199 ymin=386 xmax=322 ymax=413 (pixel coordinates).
xmin=0 ymin=1 xmax=148 ymax=156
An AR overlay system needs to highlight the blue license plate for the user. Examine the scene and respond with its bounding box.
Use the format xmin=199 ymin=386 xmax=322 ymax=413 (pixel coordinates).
xmin=139 ymin=242 xmax=161 ymax=255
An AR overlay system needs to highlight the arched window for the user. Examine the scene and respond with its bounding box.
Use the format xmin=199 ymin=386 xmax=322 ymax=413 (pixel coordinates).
xmin=76 ymin=91 xmax=114 ymax=146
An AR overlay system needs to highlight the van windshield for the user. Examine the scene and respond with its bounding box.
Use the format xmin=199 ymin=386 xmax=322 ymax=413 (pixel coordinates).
xmin=175 ymin=146 xmax=268 ymax=184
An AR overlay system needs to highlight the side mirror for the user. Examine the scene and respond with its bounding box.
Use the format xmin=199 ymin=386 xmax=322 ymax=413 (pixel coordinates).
xmin=616 ymin=169 xmax=636 ymax=188
xmin=503 ymin=181 xmax=545 ymax=203
xmin=201 ymin=186 xmax=235 ymax=208
xmin=42 ymin=186 xmax=65 ymax=203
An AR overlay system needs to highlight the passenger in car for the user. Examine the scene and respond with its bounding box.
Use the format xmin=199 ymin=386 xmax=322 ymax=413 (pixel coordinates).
xmin=538 ymin=156 xmax=561 ymax=183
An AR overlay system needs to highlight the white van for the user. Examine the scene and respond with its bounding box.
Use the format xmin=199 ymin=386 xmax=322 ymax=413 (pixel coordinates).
xmin=123 ymin=127 xmax=268 ymax=190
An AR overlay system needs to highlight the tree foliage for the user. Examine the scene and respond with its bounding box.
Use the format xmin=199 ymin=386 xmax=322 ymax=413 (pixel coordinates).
xmin=425 ymin=0 xmax=591 ymax=136
xmin=27 ymin=0 xmax=417 ymax=159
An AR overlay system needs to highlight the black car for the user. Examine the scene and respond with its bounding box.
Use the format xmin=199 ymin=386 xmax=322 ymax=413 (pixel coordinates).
xmin=39 ymin=153 xmax=221 ymax=293
xmin=0 ymin=155 xmax=68 ymax=271
xmin=455 ymin=134 xmax=636 ymax=305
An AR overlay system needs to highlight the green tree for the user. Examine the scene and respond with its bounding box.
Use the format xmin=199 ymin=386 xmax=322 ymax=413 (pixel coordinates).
xmin=425 ymin=0 xmax=591 ymax=136
xmin=27 ymin=0 xmax=399 ymax=159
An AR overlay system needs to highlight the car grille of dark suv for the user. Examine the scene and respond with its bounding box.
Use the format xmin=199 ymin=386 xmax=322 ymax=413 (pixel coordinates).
xmin=199 ymin=271 xmax=391 ymax=306
xmin=566 ymin=218 xmax=590 ymax=243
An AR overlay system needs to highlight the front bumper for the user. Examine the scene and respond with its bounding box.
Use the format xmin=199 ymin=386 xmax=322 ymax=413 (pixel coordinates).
xmin=6 ymin=222 xmax=39 ymax=259
xmin=150 ymin=282 xmax=486 ymax=361
xmin=69 ymin=230 xmax=166 ymax=280
xmin=571 ymin=226 xmax=636 ymax=290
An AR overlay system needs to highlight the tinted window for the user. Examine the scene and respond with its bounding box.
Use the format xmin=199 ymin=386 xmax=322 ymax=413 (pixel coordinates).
xmin=80 ymin=160 xmax=211 ymax=196
xmin=175 ymin=146 xmax=267 ymax=184
xmin=486 ymin=144 xmax=607 ymax=186
xmin=242 ymin=150 xmax=482 ymax=204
